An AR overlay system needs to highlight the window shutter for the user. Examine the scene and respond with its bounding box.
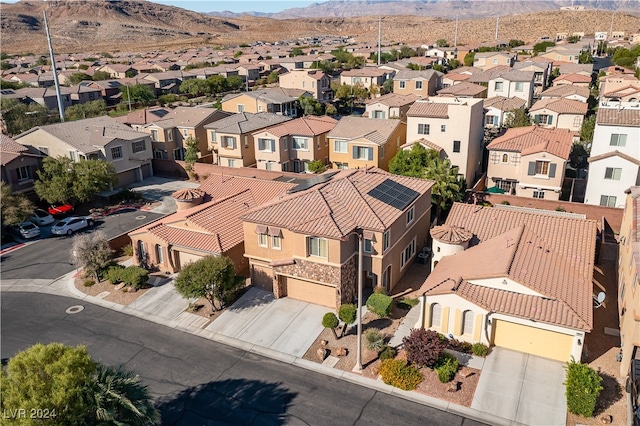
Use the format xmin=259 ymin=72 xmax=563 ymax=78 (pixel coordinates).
xmin=493 ymin=115 xmax=498 ymax=125
xmin=270 ymin=140 xmax=275 ymax=151
xmin=547 ymin=115 xmax=553 ymax=125
xmin=352 ymin=146 xmax=358 ymax=159
xmin=527 ymin=162 xmax=536 ymax=176
xmin=534 ymin=115 xmax=540 ymax=123
xmin=549 ymin=163 xmax=557 ymax=178
xmin=368 ymin=147 xmax=373 ymax=161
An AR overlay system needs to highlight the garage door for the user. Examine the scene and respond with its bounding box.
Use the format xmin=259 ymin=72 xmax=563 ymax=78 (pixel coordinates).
xmin=251 ymin=264 xmax=273 ymax=292
xmin=284 ymin=276 xmax=336 ymax=309
xmin=177 ymin=251 xmax=204 ymax=269
xmin=493 ymin=320 xmax=573 ymax=362
xmin=116 ymin=169 xmax=138 ymax=188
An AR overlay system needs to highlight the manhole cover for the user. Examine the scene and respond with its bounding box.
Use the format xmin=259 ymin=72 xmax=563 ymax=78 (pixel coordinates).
xmin=135 ymin=215 xmax=146 ymax=220
xmin=65 ymin=305 xmax=84 ymax=314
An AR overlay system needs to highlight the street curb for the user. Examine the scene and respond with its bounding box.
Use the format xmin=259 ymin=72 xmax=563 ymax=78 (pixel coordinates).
xmin=0 ymin=243 xmax=25 ymax=256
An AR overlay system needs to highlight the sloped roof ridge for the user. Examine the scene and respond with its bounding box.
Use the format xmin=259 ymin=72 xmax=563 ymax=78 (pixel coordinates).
xmin=185 ymin=188 xmax=252 ymax=221
xmin=336 ymin=176 xmax=386 ymax=230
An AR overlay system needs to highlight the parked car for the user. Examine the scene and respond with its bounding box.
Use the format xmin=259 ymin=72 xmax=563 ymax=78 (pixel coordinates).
xmin=30 ymin=209 xmax=55 ymax=226
xmin=51 ymin=216 xmax=94 ymax=236
xmin=48 ymin=203 xmax=74 ymax=217
xmin=9 ymin=222 xmax=41 ymax=239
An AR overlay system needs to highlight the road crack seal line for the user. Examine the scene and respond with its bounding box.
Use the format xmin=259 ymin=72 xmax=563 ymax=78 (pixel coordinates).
xmin=352 ymin=390 xmax=377 ymax=425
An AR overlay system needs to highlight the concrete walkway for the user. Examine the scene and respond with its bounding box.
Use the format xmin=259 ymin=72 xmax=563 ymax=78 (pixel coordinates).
xmin=472 ymin=348 xmax=567 ymax=426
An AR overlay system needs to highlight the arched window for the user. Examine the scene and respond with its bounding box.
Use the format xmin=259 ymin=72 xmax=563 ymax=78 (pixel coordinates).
xmin=431 ymin=303 xmax=442 ymax=328
xmin=502 ymin=153 xmax=508 ymax=163
xmin=462 ymin=310 xmax=474 ymax=335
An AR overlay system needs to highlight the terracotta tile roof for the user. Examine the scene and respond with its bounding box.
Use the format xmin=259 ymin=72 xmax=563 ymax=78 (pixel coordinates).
xmin=240 ymin=168 xmax=433 ymax=239
xmin=444 ymin=73 xmax=471 ymax=82
xmin=407 ymin=101 xmax=449 ymax=118
xmin=587 ymin=150 xmax=640 ymax=166
xmin=365 ymin=93 xmax=420 ymax=107
xmin=341 ymin=68 xmax=388 ymax=77
xmin=327 ymin=116 xmax=402 ymax=145
xmin=603 ymin=85 xmax=640 ymax=98
xmin=430 ymin=224 xmax=473 ymax=244
xmin=197 ymin=174 xmax=295 ymax=205
xmin=0 ymin=134 xmax=28 ymax=153
xmin=437 ymin=82 xmax=487 ymax=97
xmin=147 ymin=223 xmax=223 ymax=254
xmin=530 ymin=98 xmax=588 ymax=115
xmin=555 ymin=73 xmax=592 ymax=83
xmin=204 ymin=112 xmax=292 ymax=134
xmin=540 ymin=85 xmax=591 ymax=99
xmin=483 ymin=96 xmax=527 ymax=111
xmin=402 ymin=138 xmax=443 ymax=153
xmin=394 ymin=69 xmax=442 ymax=81
xmin=255 ymin=115 xmax=337 ymax=138
xmin=487 ymin=126 xmax=574 ymax=159
xmin=596 ymin=107 xmax=640 ymax=126
xmin=415 ymin=203 xmax=597 ymax=331
xmin=172 ymin=188 xmax=205 ymax=201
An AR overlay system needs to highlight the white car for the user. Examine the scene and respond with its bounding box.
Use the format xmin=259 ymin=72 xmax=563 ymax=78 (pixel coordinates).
xmin=51 ymin=216 xmax=94 ymax=236
xmin=30 ymin=209 xmax=55 ymax=226
xmin=10 ymin=222 xmax=41 ymax=239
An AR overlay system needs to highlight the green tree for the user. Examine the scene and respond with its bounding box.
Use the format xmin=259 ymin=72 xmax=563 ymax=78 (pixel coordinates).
xmin=580 ymin=115 xmax=595 ymax=145
xmin=566 ymin=35 xmax=580 ymax=44
xmin=565 ymin=360 xmax=603 ymax=417
xmin=298 ymin=96 xmax=323 ymax=116
xmin=569 ymin=143 xmax=589 ymax=172
xmin=307 ymin=160 xmax=326 ymax=174
xmin=125 ymin=84 xmax=155 ymax=105
xmin=1 ymin=343 xmax=96 ymax=425
xmin=226 ymin=75 xmax=244 ymax=91
xmin=432 ymin=64 xmax=446 ymax=73
xmin=611 ymin=45 xmax=640 ymax=68
xmin=533 ymin=41 xmax=555 ymax=54
xmin=290 ymin=47 xmax=304 ymax=57
xmin=400 ymin=45 xmax=416 ymax=58
xmin=463 ymin=51 xmax=475 ymax=67
xmin=88 ymin=364 xmax=159 ymax=426
xmin=35 ymin=156 xmax=117 ymax=205
xmin=180 ymin=78 xmax=210 ymax=96
xmin=1 ymin=61 xmax=15 ymax=70
xmin=381 ymin=78 xmax=394 ymax=95
xmin=504 ymin=108 xmax=532 ymax=128
xmin=449 ymin=59 xmax=461 ymax=69
xmin=310 ymin=60 xmax=335 ymax=74
xmin=35 ymin=56 xmax=49 ymax=66
xmin=509 ymin=39 xmax=525 ymax=48
xmin=436 ymin=39 xmax=449 ymax=47
xmin=71 ymin=231 xmax=112 ymax=280
xmin=578 ymin=51 xmax=593 ymax=64
xmin=1 ymin=98 xmax=57 ymax=136
xmin=267 ymin=70 xmax=280 ymax=84
xmin=322 ymin=312 xmax=339 ymax=340
xmin=92 ymin=70 xmax=111 ymax=81
xmin=0 ymin=182 xmax=34 ymax=227
xmin=423 ymin=158 xmax=465 ymax=222
xmin=174 ymin=255 xmax=239 ymax=311
xmin=233 ymin=50 xmax=243 ymax=58
xmin=389 ymin=144 xmax=437 ymax=178
xmin=65 ymin=100 xmax=107 ymax=121
xmin=325 ymin=103 xmax=338 ymax=116
xmin=68 ymin=72 xmax=93 ymax=85
xmin=207 ymin=75 xmax=228 ymax=95
xmin=184 ymin=136 xmax=200 ymax=174
xmin=338 ymin=303 xmax=356 ymax=337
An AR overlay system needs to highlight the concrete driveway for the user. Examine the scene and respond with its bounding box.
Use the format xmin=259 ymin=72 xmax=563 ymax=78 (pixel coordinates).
xmin=471 ymin=348 xmax=567 ymax=426
xmin=206 ymin=287 xmax=328 ymax=357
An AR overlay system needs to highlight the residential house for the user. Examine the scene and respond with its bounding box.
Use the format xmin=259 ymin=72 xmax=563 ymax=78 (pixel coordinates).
xmin=241 ymin=168 xmax=434 ymax=308
xmin=413 ymin=202 xmax=596 ymax=362
xmin=540 ymin=85 xmax=591 ymax=102
xmin=599 ymin=74 xmax=640 ymax=102
xmin=436 ymin=82 xmax=487 ymax=99
xmin=278 ymin=69 xmax=333 ymax=102
xmin=442 ymin=73 xmax=471 ymax=88
xmin=584 ymin=104 xmax=640 ymax=208
xmin=220 ymin=88 xmax=308 ymax=116
xmin=405 ymin=97 xmax=485 ymax=185
xmin=14 ymin=116 xmax=153 ymax=188
xmin=252 ymin=115 xmax=338 ymax=172
xmin=0 ymin=134 xmax=43 ymax=194
xmin=486 ymin=126 xmax=575 ymax=200
xmin=327 ymin=117 xmax=406 ymax=171
xmin=393 ymin=69 xmax=443 ymax=98
xmin=9 ymin=72 xmax=55 ymax=88
xmin=425 ymin=46 xmax=459 ymax=63
xmin=68 ymin=84 xmax=104 ymax=105
xmin=552 ymin=73 xmax=592 ymax=87
xmin=483 ymin=96 xmax=527 ymax=128
xmin=94 ymin=64 xmax=135 ymax=79
xmin=136 ymin=107 xmax=232 ymax=161
xmin=529 ymin=98 xmax=588 ymax=132
xmin=485 ymin=70 xmax=536 ymax=107
xmin=205 ymin=112 xmax=292 ymax=168
xmin=617 ymin=187 xmax=640 ymax=410
xmin=539 ymin=45 xmax=585 ymax=64
xmin=364 ymin=93 xmax=419 ymax=119
xmin=83 ymin=79 xmax=156 ymax=105
xmin=399 ymin=138 xmax=445 ymax=160
xmin=13 ymin=87 xmax=73 ymax=111
xmin=513 ymin=60 xmax=551 ymax=93
xmin=557 ymin=63 xmax=593 ymax=77
xmin=339 ymin=67 xmax=390 ymax=89
xmin=129 ymin=174 xmax=295 ymax=275
xmin=234 ymin=64 xmax=261 ymax=84
xmin=472 ymin=52 xmax=516 ymax=70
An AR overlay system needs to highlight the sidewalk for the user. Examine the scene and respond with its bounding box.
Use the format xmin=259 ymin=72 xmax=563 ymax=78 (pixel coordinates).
xmin=0 ymin=275 xmax=523 ymax=426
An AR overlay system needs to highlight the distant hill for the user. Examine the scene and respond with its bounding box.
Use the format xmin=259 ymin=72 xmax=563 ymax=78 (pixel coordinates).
xmin=208 ymin=0 xmax=640 ymax=19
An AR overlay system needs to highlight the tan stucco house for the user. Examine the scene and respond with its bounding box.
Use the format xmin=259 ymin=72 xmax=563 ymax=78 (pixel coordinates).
xmin=0 ymin=134 xmax=43 ymax=194
xmin=393 ymin=69 xmax=443 ymax=98
xmin=364 ymin=93 xmax=419 ymax=119
xmin=529 ymin=98 xmax=587 ymax=132
xmin=278 ymin=69 xmax=334 ymax=102
xmin=220 ymin=88 xmax=309 ymax=116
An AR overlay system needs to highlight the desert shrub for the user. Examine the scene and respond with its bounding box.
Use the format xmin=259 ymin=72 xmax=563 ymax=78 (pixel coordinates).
xmin=83 ymin=279 xmax=95 ymax=287
xmin=119 ymin=265 xmax=148 ymax=290
xmin=379 ymin=345 xmax=396 ymax=360
xmin=472 ymin=342 xmax=489 ymax=357
xmin=103 ymin=263 xmax=125 ymax=284
xmin=397 ymin=297 xmax=419 ymax=310
xmin=322 ymin=312 xmax=339 ymax=329
xmin=373 ymin=285 xmax=387 ymax=295
xmin=366 ymin=293 xmax=393 ymax=317
xmin=109 ymin=188 xmax=142 ymax=204
xmin=122 ymin=243 xmax=134 ymax=257
xmin=364 ymin=328 xmax=384 ymax=352
xmin=460 ymin=342 xmax=473 ymax=353
xmin=435 ymin=353 xmax=459 ymax=383
xmin=378 ymin=359 xmax=424 ymax=391
xmin=565 ymin=360 xmax=603 ymax=417
xmin=338 ymin=303 xmax=357 ymax=325
xmin=403 ymin=328 xmax=447 ymax=368
xmin=500 ymin=200 xmax=510 ymax=205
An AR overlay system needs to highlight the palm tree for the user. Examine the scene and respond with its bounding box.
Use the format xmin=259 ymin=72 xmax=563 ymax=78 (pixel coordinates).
xmin=423 ymin=157 xmax=465 ymax=223
xmin=89 ymin=364 xmax=160 ymax=426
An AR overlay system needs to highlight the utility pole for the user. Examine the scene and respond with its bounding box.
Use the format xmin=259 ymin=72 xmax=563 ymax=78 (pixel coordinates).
xmin=377 ymin=16 xmax=381 ymax=65
xmin=43 ymin=9 xmax=65 ymax=122
xmin=495 ymin=15 xmax=500 ymax=41
xmin=609 ymin=12 xmax=614 ymax=39
xmin=454 ymin=15 xmax=459 ymax=47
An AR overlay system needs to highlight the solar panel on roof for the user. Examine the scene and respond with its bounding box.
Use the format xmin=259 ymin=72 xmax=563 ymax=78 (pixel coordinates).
xmin=288 ymin=171 xmax=340 ymax=193
xmin=367 ymin=179 xmax=420 ymax=211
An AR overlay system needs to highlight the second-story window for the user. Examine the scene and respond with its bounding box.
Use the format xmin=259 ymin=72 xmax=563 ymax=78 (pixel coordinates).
xmin=604 ymin=167 xmax=622 ymax=180
xmin=167 ymin=130 xmax=173 ymax=142
xmin=210 ymin=131 xmax=216 ymax=143
xmin=221 ymin=136 xmax=236 ymax=149
xmin=418 ymin=123 xmax=430 ymax=135
xmin=453 ymin=140 xmax=461 ymax=153
xmin=399 ymin=80 xmax=406 ymax=89
xmin=610 ymin=134 xmax=627 ymax=147
xmin=292 ymin=137 xmax=308 ymax=150
xmin=132 ymin=140 xmax=146 ymax=153
xmin=258 ymin=138 xmax=275 ymax=152
xmin=407 ymin=206 xmax=415 ymax=225
xmin=494 ymin=81 xmax=503 ymax=90
xmin=111 ymin=146 xmax=123 ymax=160
xmin=308 ymin=237 xmax=328 ymax=258
xmin=364 ymin=239 xmax=372 ymax=253
xmin=334 ymin=140 xmax=348 ymax=153
xmin=383 ymin=230 xmax=390 ymax=252
xmin=415 ymin=80 xmax=423 ymax=90
xmin=150 ymin=129 xmax=158 ymax=140
xmin=515 ymin=82 xmax=523 ymax=92
xmin=353 ymin=146 xmax=373 ymax=161
xmin=258 ymin=233 xmax=268 ymax=247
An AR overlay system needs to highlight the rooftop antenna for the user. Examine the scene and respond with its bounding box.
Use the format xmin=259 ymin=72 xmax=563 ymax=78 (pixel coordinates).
xmin=454 ymin=15 xmax=459 ymax=47
xmin=377 ymin=16 xmax=381 ymax=66
xmin=495 ymin=15 xmax=500 ymax=41
xmin=43 ymin=7 xmax=65 ymax=122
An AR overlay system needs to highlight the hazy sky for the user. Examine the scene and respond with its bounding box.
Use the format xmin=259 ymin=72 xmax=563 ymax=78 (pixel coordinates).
xmin=153 ymin=1 xmax=327 ymax=14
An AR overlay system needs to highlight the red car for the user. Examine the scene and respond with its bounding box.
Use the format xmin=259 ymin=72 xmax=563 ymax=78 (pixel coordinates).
xmin=48 ymin=203 xmax=74 ymax=216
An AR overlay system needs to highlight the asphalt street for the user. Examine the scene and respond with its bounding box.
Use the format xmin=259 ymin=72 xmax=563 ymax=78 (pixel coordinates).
xmin=1 ymin=292 xmax=487 ymax=426
xmin=0 ymin=209 xmax=164 ymax=280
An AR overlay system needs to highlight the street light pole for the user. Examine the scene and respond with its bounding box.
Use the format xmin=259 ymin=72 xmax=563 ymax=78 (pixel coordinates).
xmin=353 ymin=229 xmax=364 ymax=373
